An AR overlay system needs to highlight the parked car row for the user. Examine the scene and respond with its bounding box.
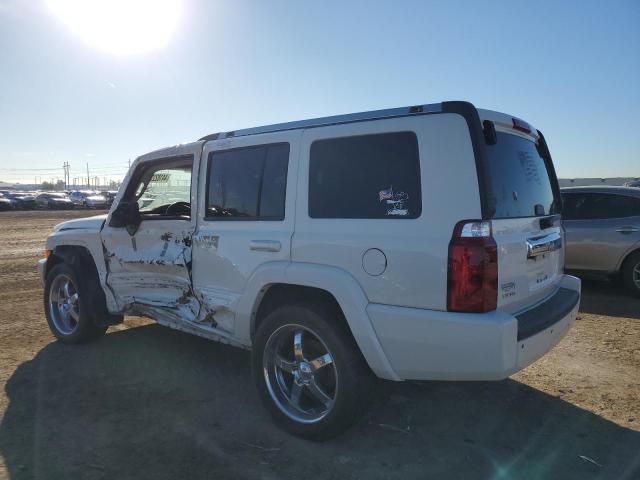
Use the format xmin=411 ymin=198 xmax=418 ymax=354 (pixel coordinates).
xmin=0 ymin=190 xmax=117 ymax=211
xmin=0 ymin=191 xmax=37 ymax=210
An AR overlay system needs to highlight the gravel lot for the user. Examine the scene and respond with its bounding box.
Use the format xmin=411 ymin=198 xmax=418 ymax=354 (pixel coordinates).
xmin=0 ymin=210 xmax=638 ymax=479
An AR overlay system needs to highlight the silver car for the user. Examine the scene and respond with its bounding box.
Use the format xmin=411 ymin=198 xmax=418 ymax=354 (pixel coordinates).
xmin=561 ymin=186 xmax=640 ymax=295
xmin=84 ymin=194 xmax=109 ymax=209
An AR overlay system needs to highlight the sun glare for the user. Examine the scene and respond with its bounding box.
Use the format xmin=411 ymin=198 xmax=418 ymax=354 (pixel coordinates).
xmin=47 ymin=0 xmax=182 ymax=56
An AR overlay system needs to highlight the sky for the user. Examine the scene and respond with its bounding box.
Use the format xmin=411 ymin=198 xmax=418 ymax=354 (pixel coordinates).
xmin=0 ymin=0 xmax=638 ymax=186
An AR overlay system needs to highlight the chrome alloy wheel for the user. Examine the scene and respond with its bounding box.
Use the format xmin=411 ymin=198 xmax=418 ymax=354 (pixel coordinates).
xmin=49 ymin=274 xmax=80 ymax=335
xmin=263 ymin=325 xmax=338 ymax=424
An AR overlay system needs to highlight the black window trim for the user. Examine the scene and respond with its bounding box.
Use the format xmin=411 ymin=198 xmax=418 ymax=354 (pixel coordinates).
xmin=122 ymin=154 xmax=194 ymax=222
xmin=307 ymin=130 xmax=422 ymax=220
xmin=204 ymin=142 xmax=290 ymax=222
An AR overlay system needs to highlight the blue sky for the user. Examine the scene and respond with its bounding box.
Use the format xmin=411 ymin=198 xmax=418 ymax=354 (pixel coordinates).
xmin=0 ymin=0 xmax=638 ymax=185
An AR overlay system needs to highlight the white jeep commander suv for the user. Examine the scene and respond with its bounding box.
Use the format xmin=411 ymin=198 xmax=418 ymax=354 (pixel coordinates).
xmin=39 ymin=101 xmax=581 ymax=439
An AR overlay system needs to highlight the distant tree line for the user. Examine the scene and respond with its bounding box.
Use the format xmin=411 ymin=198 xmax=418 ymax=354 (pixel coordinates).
xmin=41 ymin=180 xmax=65 ymax=191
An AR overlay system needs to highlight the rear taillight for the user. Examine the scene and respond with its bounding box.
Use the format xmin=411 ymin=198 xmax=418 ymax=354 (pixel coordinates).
xmin=447 ymin=220 xmax=498 ymax=313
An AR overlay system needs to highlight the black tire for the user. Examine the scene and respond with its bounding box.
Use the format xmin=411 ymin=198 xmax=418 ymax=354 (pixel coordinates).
xmin=252 ymin=302 xmax=376 ymax=440
xmin=622 ymin=251 xmax=640 ymax=297
xmin=44 ymin=263 xmax=108 ymax=343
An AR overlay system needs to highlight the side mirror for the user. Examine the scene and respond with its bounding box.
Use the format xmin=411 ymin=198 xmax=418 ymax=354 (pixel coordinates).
xmin=109 ymin=201 xmax=142 ymax=235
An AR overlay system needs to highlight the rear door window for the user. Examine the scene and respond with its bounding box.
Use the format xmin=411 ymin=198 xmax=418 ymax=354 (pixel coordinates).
xmin=206 ymin=143 xmax=289 ymax=220
xmin=484 ymin=132 xmax=558 ymax=219
xmin=561 ymin=192 xmax=640 ymax=220
xmin=309 ymin=131 xmax=421 ymax=219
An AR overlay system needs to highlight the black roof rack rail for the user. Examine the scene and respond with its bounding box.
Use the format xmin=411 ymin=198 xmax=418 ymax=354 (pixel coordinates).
xmin=199 ymin=132 xmax=222 ymax=142
xmin=198 ymin=102 xmax=443 ymax=141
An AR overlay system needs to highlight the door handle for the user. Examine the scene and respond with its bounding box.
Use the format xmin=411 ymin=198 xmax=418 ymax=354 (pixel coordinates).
xmin=615 ymin=226 xmax=640 ymax=234
xmin=249 ymin=240 xmax=281 ymax=252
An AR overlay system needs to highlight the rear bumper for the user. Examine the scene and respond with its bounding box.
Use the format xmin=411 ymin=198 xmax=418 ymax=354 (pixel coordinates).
xmin=368 ymin=275 xmax=580 ymax=381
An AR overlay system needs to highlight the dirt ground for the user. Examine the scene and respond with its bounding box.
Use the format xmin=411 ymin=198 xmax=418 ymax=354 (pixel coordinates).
xmin=0 ymin=210 xmax=638 ymax=480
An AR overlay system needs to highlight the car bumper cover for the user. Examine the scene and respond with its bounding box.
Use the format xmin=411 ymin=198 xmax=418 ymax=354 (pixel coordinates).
xmin=368 ymin=275 xmax=581 ymax=381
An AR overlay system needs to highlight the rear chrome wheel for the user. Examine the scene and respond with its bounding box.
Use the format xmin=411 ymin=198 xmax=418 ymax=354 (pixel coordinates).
xmin=49 ymin=274 xmax=80 ymax=335
xmin=263 ymin=324 xmax=338 ymax=424
xmin=253 ymin=302 xmax=376 ymax=440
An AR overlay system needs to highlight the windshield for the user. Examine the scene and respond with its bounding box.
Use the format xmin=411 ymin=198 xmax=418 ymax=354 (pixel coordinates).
xmin=483 ymin=131 xmax=558 ymax=219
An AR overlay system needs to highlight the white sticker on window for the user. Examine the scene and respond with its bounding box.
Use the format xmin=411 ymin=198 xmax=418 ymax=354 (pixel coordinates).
xmin=379 ymin=186 xmax=409 ymax=216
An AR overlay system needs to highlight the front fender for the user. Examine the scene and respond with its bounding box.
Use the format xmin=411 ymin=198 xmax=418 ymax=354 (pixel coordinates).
xmin=45 ymin=230 xmax=119 ymax=313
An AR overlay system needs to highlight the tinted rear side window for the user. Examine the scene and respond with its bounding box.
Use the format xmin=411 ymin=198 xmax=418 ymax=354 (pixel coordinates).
xmin=561 ymin=192 xmax=640 ymax=220
xmin=309 ymin=132 xmax=421 ymax=219
xmin=484 ymin=132 xmax=558 ymax=219
xmin=207 ymin=143 xmax=289 ymax=219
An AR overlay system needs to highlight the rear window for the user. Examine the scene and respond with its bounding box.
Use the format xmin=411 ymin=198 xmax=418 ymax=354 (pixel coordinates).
xmin=484 ymin=132 xmax=558 ymax=219
xmin=309 ymin=132 xmax=421 ymax=219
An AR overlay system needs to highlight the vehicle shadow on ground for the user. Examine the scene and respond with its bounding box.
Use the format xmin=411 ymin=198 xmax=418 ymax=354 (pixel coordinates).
xmin=1 ymin=325 xmax=638 ymax=480
xmin=578 ymin=278 xmax=640 ymax=320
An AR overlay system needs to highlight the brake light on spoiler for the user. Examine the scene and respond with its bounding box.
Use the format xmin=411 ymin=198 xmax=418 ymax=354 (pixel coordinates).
xmin=447 ymin=221 xmax=498 ymax=313
xmin=512 ymin=117 xmax=533 ymax=134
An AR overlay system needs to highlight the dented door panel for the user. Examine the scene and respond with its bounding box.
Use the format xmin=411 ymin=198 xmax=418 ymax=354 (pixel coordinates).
xmin=103 ymin=221 xmax=199 ymax=318
xmin=191 ymin=131 xmax=300 ymax=336
xmin=101 ymin=144 xmax=204 ymax=325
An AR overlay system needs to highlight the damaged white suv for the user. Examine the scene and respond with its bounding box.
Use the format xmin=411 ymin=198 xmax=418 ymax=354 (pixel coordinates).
xmin=39 ymin=101 xmax=581 ymax=439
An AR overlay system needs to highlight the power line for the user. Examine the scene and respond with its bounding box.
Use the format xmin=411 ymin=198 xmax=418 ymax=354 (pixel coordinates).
xmin=0 ymin=167 xmax=62 ymax=171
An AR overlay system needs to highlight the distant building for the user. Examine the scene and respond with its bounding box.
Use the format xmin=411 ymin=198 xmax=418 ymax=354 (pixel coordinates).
xmin=558 ymin=177 xmax=639 ymax=188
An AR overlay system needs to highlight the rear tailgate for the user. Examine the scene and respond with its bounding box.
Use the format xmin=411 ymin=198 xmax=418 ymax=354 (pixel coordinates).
xmin=492 ymin=216 xmax=563 ymax=313
xmin=479 ymin=111 xmax=563 ymax=314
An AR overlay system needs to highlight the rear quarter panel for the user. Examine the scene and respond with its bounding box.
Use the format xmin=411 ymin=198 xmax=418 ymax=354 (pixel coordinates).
xmin=292 ymin=113 xmax=481 ymax=310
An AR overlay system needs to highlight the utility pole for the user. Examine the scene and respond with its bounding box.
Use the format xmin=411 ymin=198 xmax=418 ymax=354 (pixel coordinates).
xmin=62 ymin=162 xmax=70 ymax=190
xmin=86 ymin=162 xmax=90 ymax=189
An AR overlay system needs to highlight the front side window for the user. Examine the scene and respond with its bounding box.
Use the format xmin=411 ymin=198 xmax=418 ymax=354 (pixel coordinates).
xmin=309 ymin=131 xmax=421 ymax=219
xmin=206 ymin=143 xmax=289 ymax=220
xmin=125 ymin=156 xmax=193 ymax=218
xmin=561 ymin=192 xmax=640 ymax=220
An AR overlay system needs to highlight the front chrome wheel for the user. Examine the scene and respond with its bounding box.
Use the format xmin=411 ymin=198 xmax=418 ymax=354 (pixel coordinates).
xmin=48 ymin=274 xmax=80 ymax=335
xmin=262 ymin=324 xmax=338 ymax=424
